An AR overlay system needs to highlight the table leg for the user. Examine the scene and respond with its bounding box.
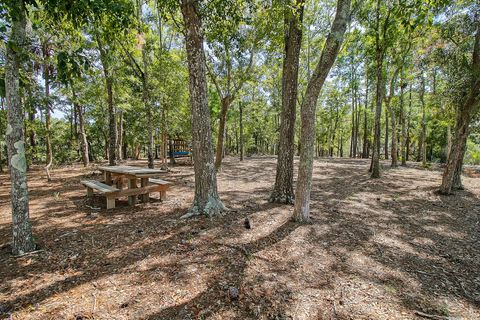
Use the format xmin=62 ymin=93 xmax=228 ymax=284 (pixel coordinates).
xmin=141 ymin=178 xmax=149 ymax=203
xmin=160 ymin=190 xmax=167 ymax=201
xmin=128 ymin=178 xmax=137 ymax=205
xmin=104 ymin=171 xmax=112 ymax=185
xmin=106 ymin=196 xmax=116 ymax=209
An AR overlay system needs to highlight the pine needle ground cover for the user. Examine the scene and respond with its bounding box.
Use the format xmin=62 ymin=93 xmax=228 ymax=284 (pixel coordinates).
xmin=1 ymin=157 xmax=479 ymax=319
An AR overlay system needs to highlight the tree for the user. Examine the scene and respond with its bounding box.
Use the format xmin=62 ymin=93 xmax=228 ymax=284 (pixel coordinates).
xmin=418 ymin=71 xmax=427 ymax=166
xmin=440 ymin=16 xmax=480 ymax=194
xmin=399 ymin=69 xmax=407 ymax=166
xmin=270 ymin=0 xmax=305 ymax=204
xmin=41 ymin=34 xmax=54 ymax=180
xmin=385 ymin=41 xmax=411 ymax=168
xmin=95 ymin=29 xmax=117 ymax=166
xmin=56 ymin=35 xmax=91 ymax=167
xmin=180 ymin=0 xmax=225 ymax=217
xmin=204 ymin=0 xmax=256 ymax=170
xmin=293 ymin=0 xmax=351 ymax=222
xmin=5 ymin=0 xmax=36 ymax=255
xmin=370 ymin=0 xmax=391 ymax=178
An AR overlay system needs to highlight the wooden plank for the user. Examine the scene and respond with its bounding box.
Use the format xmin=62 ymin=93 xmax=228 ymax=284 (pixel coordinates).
xmin=81 ymin=180 xmax=119 ymax=193
xmin=106 ymin=196 xmax=116 ymax=209
xmin=128 ymin=178 xmax=137 ymax=206
xmin=141 ymin=178 xmax=149 ymax=203
xmin=149 ymin=178 xmax=171 ymax=186
xmin=99 ymin=165 xmax=167 ymax=175
xmin=114 ymin=184 xmax=168 ymax=198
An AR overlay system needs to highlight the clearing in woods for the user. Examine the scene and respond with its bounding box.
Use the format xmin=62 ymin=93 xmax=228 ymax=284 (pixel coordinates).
xmin=0 ymin=157 xmax=479 ymax=319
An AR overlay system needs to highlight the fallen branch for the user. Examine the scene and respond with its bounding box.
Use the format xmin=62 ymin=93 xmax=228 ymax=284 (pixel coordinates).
xmin=14 ymin=249 xmax=45 ymax=258
xmin=415 ymin=310 xmax=453 ymax=320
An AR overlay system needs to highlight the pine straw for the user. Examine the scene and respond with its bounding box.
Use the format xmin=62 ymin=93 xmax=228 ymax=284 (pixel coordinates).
xmin=0 ymin=157 xmax=479 ymax=319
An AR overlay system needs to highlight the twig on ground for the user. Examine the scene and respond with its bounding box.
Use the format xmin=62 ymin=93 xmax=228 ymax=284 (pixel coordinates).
xmin=414 ymin=310 xmax=453 ymax=320
xmin=333 ymin=300 xmax=337 ymax=318
xmin=14 ymin=249 xmax=44 ymax=258
xmin=91 ymin=293 xmax=97 ymax=313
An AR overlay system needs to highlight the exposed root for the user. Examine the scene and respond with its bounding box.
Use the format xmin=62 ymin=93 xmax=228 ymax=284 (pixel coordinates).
xmin=181 ymin=196 xmax=227 ymax=219
xmin=268 ymin=191 xmax=295 ymax=205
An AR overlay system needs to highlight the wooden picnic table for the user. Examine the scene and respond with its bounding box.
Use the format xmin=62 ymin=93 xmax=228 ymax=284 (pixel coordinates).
xmin=98 ymin=165 xmax=169 ymax=206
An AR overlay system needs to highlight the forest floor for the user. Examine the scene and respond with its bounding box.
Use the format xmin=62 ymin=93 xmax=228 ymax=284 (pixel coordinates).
xmin=0 ymin=156 xmax=479 ymax=320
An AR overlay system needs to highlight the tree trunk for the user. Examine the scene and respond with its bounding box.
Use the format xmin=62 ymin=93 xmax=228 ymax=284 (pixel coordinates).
xmin=371 ymin=0 xmax=386 ymax=179
xmin=400 ymin=78 xmax=407 ymax=166
xmin=441 ymin=109 xmax=473 ymax=194
xmin=96 ymin=35 xmax=117 ymax=166
xmin=293 ymin=0 xmax=350 ymax=222
xmin=363 ymin=75 xmax=369 ymax=158
xmin=5 ymin=0 xmax=36 ymax=255
xmin=419 ymin=74 xmax=427 ymax=166
xmin=440 ymin=21 xmax=480 ymax=194
xmin=330 ymin=105 xmax=339 ymax=157
xmin=355 ymin=91 xmax=360 ymax=158
xmin=453 ymin=147 xmax=465 ymax=190
xmin=180 ymin=0 xmax=225 ymax=217
xmin=143 ymin=47 xmax=154 ymax=168
xmin=71 ymin=81 xmax=89 ymax=167
xmin=390 ymin=101 xmax=397 ymax=167
xmin=350 ymin=88 xmax=355 ymax=158
xmin=239 ymin=101 xmax=244 ymax=161
xmin=270 ymin=0 xmax=304 ymax=204
xmin=215 ymin=97 xmax=231 ymax=170
xmin=406 ymin=83 xmax=412 ymax=162
xmin=26 ymin=86 xmax=36 ymax=157
xmin=446 ymin=124 xmax=452 ymax=162
xmin=43 ymin=43 xmax=53 ymax=182
xmin=117 ymin=110 xmax=123 ymax=161
xmin=386 ymin=66 xmax=400 ymax=168
xmin=384 ymin=106 xmax=389 ymax=160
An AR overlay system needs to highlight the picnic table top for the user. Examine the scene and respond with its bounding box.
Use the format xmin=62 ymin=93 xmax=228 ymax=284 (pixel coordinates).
xmin=97 ymin=165 xmax=168 ymax=177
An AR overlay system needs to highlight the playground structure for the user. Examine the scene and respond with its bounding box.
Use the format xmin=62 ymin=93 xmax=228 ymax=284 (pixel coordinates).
xmin=158 ymin=137 xmax=192 ymax=165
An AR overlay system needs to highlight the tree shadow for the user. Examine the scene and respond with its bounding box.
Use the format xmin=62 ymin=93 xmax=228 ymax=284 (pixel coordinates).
xmin=1 ymin=157 xmax=479 ymax=319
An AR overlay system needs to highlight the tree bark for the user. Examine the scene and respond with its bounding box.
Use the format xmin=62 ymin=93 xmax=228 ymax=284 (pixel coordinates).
xmin=270 ymin=0 xmax=304 ymax=204
xmin=440 ymin=21 xmax=480 ymax=194
xmin=406 ymin=83 xmax=412 ymax=161
xmin=390 ymin=101 xmax=397 ymax=167
xmin=239 ymin=101 xmax=244 ymax=161
xmin=5 ymin=0 xmax=36 ymax=255
xmin=362 ymin=74 xmax=369 ymax=158
xmin=350 ymin=80 xmax=355 ymax=158
xmin=293 ymin=0 xmax=350 ymax=222
xmin=180 ymin=0 xmax=225 ymax=217
xmin=96 ymin=34 xmax=117 ymax=166
xmin=355 ymin=90 xmax=360 ymax=157
xmin=385 ymin=66 xmax=401 ymax=168
xmin=71 ymin=81 xmax=89 ymax=167
xmin=330 ymin=105 xmax=339 ymax=157
xmin=141 ymin=36 xmax=154 ymax=168
xmin=400 ymin=76 xmax=407 ymax=166
xmin=371 ymin=0 xmax=388 ymax=179
xmin=419 ymin=73 xmax=427 ymax=166
xmin=384 ymin=106 xmax=389 ymax=160
xmin=117 ymin=110 xmax=123 ymax=161
xmin=215 ymin=96 xmax=232 ymax=169
xmin=42 ymin=42 xmax=53 ymax=182
xmin=446 ymin=124 xmax=452 ymax=162
xmin=26 ymin=85 xmax=36 ymax=157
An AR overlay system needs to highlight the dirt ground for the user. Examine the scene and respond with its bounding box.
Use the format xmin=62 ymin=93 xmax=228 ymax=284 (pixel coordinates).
xmin=0 ymin=156 xmax=479 ymax=320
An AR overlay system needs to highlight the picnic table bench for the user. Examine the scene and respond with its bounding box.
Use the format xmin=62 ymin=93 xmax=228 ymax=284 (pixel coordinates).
xmin=81 ymin=165 xmax=171 ymax=209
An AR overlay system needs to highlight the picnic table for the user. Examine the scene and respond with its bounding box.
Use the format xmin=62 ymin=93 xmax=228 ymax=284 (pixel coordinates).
xmin=81 ymin=165 xmax=171 ymax=209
